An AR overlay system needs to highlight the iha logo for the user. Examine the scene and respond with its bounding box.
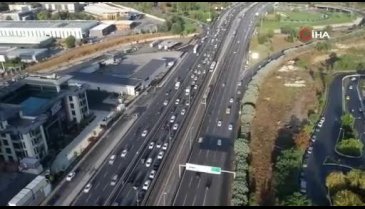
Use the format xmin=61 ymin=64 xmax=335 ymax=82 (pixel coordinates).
xmin=298 ymin=27 xmax=330 ymax=42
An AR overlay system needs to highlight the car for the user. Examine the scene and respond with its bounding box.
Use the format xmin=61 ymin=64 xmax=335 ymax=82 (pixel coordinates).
xmin=351 ymin=109 xmax=355 ymax=113
xmin=198 ymin=137 xmax=204 ymax=143
xmin=351 ymin=77 xmax=357 ymax=81
xmin=142 ymin=180 xmax=151 ymax=190
xmin=194 ymin=85 xmax=198 ymax=90
xmin=217 ymin=120 xmax=222 ymax=127
xmin=149 ymin=170 xmax=156 ymax=179
xmin=170 ymin=115 xmax=176 ymax=123
xmin=192 ymin=81 xmax=196 ymax=85
xmin=163 ymin=100 xmax=168 ymax=106
xmin=146 ymin=158 xmax=153 ymax=167
xmin=162 ymin=143 xmax=168 ymax=150
xmin=181 ymin=109 xmax=186 ymax=115
xmin=346 ymin=96 xmax=350 ymax=100
xmin=157 ymin=151 xmax=164 ymax=160
xmin=311 ymin=135 xmax=316 ymax=142
xmin=300 ymin=179 xmax=307 ymax=193
xmin=109 ymin=155 xmax=116 ymax=165
xmin=173 ymin=123 xmax=179 ymax=130
xmin=175 ymin=99 xmax=180 ymax=105
xmin=222 ymin=83 xmax=225 ymax=87
xmin=191 ymin=74 xmax=195 ymax=79
xmin=141 ymin=130 xmax=148 ymax=137
xmin=229 ymin=97 xmax=234 ymax=103
xmin=307 ymin=146 xmax=313 ymax=154
xmin=110 ymin=174 xmax=118 ymax=186
xmin=111 ymin=202 xmax=119 ymax=206
xmin=156 ymin=142 xmax=162 ymax=149
xmin=197 ymin=64 xmax=201 ymax=68
xmin=217 ymin=139 xmax=222 ymax=146
xmin=149 ymin=142 xmax=155 ymax=149
xmin=197 ymin=71 xmax=201 ymax=75
xmin=120 ymin=149 xmax=128 ymax=158
xmin=83 ymin=183 xmax=92 ymax=193
xmin=359 ymin=108 xmax=363 ymax=112
xmin=349 ymin=85 xmax=353 ymax=90
xmin=66 ymin=171 xmax=76 ymax=181
xmin=228 ymin=124 xmax=233 ymax=131
xmin=185 ymin=101 xmax=190 ymax=106
xmin=238 ymin=81 xmax=242 ymax=86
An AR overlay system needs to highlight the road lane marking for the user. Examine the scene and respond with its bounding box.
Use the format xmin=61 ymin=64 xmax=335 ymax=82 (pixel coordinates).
xmin=202 ymin=188 xmax=208 ymax=206
xmin=102 ymin=184 xmax=108 ymax=192
xmin=95 ymin=182 xmax=100 ymax=189
xmin=85 ymin=193 xmax=92 ymax=203
xmin=188 ymin=176 xmax=194 ymax=188
xmin=103 ymin=171 xmax=108 ymax=178
xmin=182 ymin=194 xmax=188 ymax=206
xmin=192 ymin=195 xmax=197 ymax=206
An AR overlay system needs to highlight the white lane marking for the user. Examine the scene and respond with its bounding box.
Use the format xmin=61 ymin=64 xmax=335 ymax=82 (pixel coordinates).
xmin=203 ymin=188 xmax=209 ymax=206
xmin=85 ymin=193 xmax=92 ymax=203
xmin=95 ymin=181 xmax=100 ymax=190
xmin=188 ymin=176 xmax=194 ymax=188
xmin=102 ymin=183 xmax=108 ymax=192
xmin=192 ymin=195 xmax=197 ymax=206
xmin=103 ymin=171 xmax=108 ymax=178
xmin=182 ymin=193 xmax=188 ymax=206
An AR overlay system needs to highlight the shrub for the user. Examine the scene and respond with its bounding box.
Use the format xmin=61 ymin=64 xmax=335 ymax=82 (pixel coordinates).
xmin=336 ymin=138 xmax=363 ymax=156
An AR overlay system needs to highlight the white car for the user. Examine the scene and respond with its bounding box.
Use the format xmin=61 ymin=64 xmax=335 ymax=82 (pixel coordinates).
xmin=194 ymin=85 xmax=198 ymax=90
xmin=307 ymin=146 xmax=313 ymax=154
xmin=142 ymin=180 xmax=151 ymax=190
xmin=181 ymin=109 xmax=186 ymax=115
xmin=120 ymin=149 xmax=128 ymax=158
xmin=149 ymin=170 xmax=156 ymax=179
xmin=170 ymin=115 xmax=176 ymax=123
xmin=198 ymin=137 xmax=204 ymax=143
xmin=110 ymin=174 xmax=118 ymax=186
xmin=149 ymin=142 xmax=155 ymax=149
xmin=346 ymin=96 xmax=350 ymax=100
xmin=311 ymin=135 xmax=316 ymax=142
xmin=109 ymin=155 xmax=116 ymax=165
xmin=141 ymin=130 xmax=148 ymax=137
xmin=228 ymin=124 xmax=233 ymax=131
xmin=146 ymin=158 xmax=153 ymax=167
xmin=173 ymin=123 xmax=179 ymax=130
xmin=217 ymin=120 xmax=222 ymax=127
xmin=217 ymin=139 xmax=222 ymax=146
xmin=175 ymin=99 xmax=180 ymax=105
xmin=349 ymin=85 xmax=353 ymax=90
xmin=163 ymin=100 xmax=168 ymax=106
xmin=229 ymin=97 xmax=234 ymax=103
xmin=83 ymin=183 xmax=92 ymax=193
xmin=351 ymin=77 xmax=357 ymax=81
xmin=157 ymin=151 xmax=164 ymax=159
xmin=156 ymin=142 xmax=162 ymax=149
xmin=66 ymin=172 xmax=75 ymax=181
xmin=185 ymin=101 xmax=190 ymax=106
xmin=162 ymin=143 xmax=168 ymax=150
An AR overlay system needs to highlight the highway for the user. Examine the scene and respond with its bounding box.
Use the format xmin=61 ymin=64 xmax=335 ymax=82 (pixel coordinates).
xmin=173 ymin=3 xmax=273 ymax=206
xmin=69 ymin=3 xmax=244 ymax=206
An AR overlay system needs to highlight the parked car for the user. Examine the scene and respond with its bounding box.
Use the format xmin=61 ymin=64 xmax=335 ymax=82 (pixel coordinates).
xmin=66 ymin=172 xmax=76 ymax=181
xmin=83 ymin=183 xmax=92 ymax=193
xmin=109 ymin=155 xmax=116 ymax=165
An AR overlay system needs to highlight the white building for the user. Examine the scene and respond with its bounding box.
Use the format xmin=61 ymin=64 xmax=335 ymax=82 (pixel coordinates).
xmin=41 ymin=2 xmax=82 ymax=13
xmin=8 ymin=4 xmax=33 ymax=12
xmin=0 ymin=20 xmax=99 ymax=39
xmin=84 ymin=2 xmax=130 ymax=20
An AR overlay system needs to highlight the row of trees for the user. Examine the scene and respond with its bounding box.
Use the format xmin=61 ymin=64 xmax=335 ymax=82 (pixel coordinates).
xmin=231 ymin=138 xmax=250 ymax=206
xmin=36 ymin=11 xmax=95 ymax=20
xmin=336 ymin=113 xmax=364 ymax=157
xmin=326 ymin=169 xmax=365 ymax=206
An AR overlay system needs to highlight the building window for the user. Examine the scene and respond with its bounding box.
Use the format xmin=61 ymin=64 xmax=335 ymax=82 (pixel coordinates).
xmin=0 ymin=133 xmax=5 ymax=138
xmin=8 ymin=156 xmax=13 ymax=161
xmin=3 ymin=140 xmax=8 ymax=146
xmin=69 ymin=96 xmax=73 ymax=101
xmin=5 ymin=148 xmax=11 ymax=154
xmin=70 ymin=103 xmax=74 ymax=109
xmin=72 ymin=111 xmax=76 ymax=116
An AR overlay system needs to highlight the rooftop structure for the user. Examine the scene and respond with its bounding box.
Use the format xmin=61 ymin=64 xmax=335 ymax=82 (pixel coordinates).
xmin=0 ymin=36 xmax=54 ymax=48
xmin=84 ymin=2 xmax=130 ymax=20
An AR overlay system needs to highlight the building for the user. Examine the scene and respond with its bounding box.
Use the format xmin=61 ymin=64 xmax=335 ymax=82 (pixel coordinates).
xmin=0 ymin=20 xmax=99 ymax=39
xmin=0 ymin=36 xmax=54 ymax=48
xmin=89 ymin=23 xmax=116 ymax=38
xmin=8 ymin=4 xmax=33 ymax=12
xmin=8 ymin=175 xmax=51 ymax=206
xmin=0 ymin=10 xmax=36 ymax=21
xmin=84 ymin=2 xmax=130 ymax=20
xmin=0 ymin=74 xmax=90 ymax=163
xmin=41 ymin=2 xmax=82 ymax=13
xmin=5 ymin=48 xmax=50 ymax=63
xmin=101 ymin=20 xmax=137 ymax=31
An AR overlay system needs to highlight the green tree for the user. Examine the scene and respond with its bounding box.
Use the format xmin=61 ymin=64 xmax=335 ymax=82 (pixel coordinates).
xmin=336 ymin=138 xmax=363 ymax=156
xmin=341 ymin=113 xmax=354 ymax=127
xmin=64 ymin=35 xmax=76 ymax=48
xmin=326 ymin=171 xmax=347 ymax=194
xmin=171 ymin=22 xmax=184 ymax=34
xmin=36 ymin=10 xmax=51 ymax=20
xmin=332 ymin=190 xmax=364 ymax=206
xmin=282 ymin=192 xmax=312 ymax=206
xmin=345 ymin=169 xmax=365 ymax=189
xmin=0 ymin=2 xmax=9 ymax=12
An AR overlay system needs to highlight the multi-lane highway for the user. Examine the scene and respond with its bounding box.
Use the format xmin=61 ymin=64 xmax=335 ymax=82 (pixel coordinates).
xmin=172 ymin=3 xmax=272 ymax=206
xmin=68 ymin=3 xmax=245 ymax=206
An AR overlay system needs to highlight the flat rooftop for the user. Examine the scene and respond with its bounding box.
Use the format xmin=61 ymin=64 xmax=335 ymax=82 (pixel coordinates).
xmin=0 ymin=20 xmax=98 ymax=30
xmin=69 ymin=72 xmax=141 ymax=87
xmin=0 ymin=36 xmax=53 ymax=45
xmin=20 ymin=97 xmax=50 ymax=116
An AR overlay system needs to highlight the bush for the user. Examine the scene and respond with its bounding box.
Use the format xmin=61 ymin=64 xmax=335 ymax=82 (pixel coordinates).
xmin=64 ymin=35 xmax=76 ymax=48
xmin=232 ymin=138 xmax=250 ymax=206
xmin=336 ymin=138 xmax=363 ymax=156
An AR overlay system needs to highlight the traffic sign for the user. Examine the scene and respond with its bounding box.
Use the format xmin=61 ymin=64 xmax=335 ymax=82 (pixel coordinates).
xmin=185 ymin=163 xmax=221 ymax=175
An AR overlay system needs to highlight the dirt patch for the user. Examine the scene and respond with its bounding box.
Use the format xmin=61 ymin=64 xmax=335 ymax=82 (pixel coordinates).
xmin=249 ymin=59 xmax=322 ymax=205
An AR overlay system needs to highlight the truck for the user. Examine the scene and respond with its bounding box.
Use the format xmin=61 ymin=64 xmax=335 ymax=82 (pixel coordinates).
xmin=175 ymin=81 xmax=181 ymax=90
xmin=226 ymin=106 xmax=231 ymax=115
xmin=185 ymin=86 xmax=191 ymax=96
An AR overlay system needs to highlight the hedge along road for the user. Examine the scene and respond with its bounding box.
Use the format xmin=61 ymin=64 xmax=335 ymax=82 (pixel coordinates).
xmin=304 ymin=73 xmax=365 ymax=205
